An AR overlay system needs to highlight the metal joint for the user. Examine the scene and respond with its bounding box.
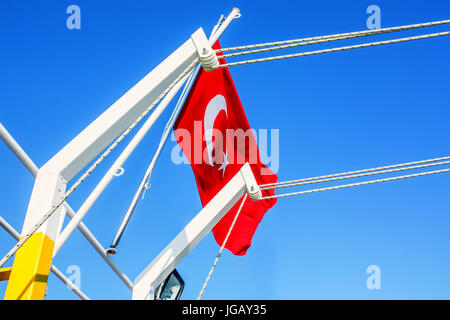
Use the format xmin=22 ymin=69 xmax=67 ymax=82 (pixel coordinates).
xmin=240 ymin=163 xmax=262 ymax=200
xmin=191 ymin=28 xmax=219 ymax=71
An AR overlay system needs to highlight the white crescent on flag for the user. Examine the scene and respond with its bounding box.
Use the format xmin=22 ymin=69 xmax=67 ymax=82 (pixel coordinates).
xmin=204 ymin=94 xmax=228 ymax=175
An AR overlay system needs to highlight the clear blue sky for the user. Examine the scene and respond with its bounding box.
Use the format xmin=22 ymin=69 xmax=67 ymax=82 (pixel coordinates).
xmin=1 ymin=0 xmax=449 ymax=300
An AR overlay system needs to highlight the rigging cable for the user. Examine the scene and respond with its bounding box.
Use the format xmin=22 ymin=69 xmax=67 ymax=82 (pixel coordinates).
xmin=216 ymin=31 xmax=450 ymax=68
xmin=197 ymin=194 xmax=248 ymax=300
xmin=197 ymin=157 xmax=450 ymax=296
xmin=260 ymin=168 xmax=450 ymax=200
xmin=261 ymin=156 xmax=450 ymax=188
xmin=261 ymin=159 xmax=450 ymax=190
xmin=218 ymin=20 xmax=450 ymax=59
xmin=216 ymin=19 xmax=450 ymax=53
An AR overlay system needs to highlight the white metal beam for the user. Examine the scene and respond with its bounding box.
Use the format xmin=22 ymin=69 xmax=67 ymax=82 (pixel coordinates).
xmin=132 ymin=163 xmax=260 ymax=300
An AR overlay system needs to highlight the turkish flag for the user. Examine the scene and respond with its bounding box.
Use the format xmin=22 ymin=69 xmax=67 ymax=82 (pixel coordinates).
xmin=173 ymin=42 xmax=277 ymax=256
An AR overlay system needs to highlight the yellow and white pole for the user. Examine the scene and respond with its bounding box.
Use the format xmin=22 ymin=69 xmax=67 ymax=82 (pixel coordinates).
xmin=4 ymin=171 xmax=66 ymax=300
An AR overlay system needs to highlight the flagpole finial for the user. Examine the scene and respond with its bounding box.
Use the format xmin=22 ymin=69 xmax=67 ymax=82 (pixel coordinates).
xmin=232 ymin=8 xmax=242 ymax=19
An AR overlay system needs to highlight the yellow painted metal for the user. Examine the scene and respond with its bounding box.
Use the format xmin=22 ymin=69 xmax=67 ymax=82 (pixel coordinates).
xmin=0 ymin=267 xmax=12 ymax=281
xmin=4 ymin=232 xmax=55 ymax=300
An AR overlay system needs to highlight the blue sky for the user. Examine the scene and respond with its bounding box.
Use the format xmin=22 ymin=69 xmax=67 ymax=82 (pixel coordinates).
xmin=1 ymin=0 xmax=449 ymax=300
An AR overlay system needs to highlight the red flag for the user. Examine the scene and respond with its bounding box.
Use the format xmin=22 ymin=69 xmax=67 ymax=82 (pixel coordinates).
xmin=173 ymin=42 xmax=277 ymax=256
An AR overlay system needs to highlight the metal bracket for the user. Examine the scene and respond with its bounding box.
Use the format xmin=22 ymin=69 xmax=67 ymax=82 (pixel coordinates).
xmin=0 ymin=267 xmax=12 ymax=282
xmin=191 ymin=28 xmax=219 ymax=71
xmin=113 ymin=167 xmax=125 ymax=177
xmin=240 ymin=163 xmax=262 ymax=200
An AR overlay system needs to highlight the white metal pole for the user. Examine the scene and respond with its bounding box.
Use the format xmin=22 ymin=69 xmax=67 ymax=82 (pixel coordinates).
xmin=63 ymin=205 xmax=133 ymax=289
xmin=108 ymin=14 xmax=232 ymax=252
xmin=0 ymin=122 xmax=39 ymax=174
xmin=107 ymin=68 xmax=199 ymax=253
xmin=0 ymin=123 xmax=133 ymax=290
xmin=54 ymin=8 xmax=242 ymax=256
xmin=0 ymin=216 xmax=89 ymax=300
xmin=0 ymin=217 xmax=21 ymax=239
xmin=49 ymin=266 xmax=89 ymax=300
xmin=209 ymin=8 xmax=241 ymax=45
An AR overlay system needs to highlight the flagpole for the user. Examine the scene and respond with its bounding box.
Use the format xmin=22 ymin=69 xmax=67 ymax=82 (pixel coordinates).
xmin=107 ymin=9 xmax=241 ymax=253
